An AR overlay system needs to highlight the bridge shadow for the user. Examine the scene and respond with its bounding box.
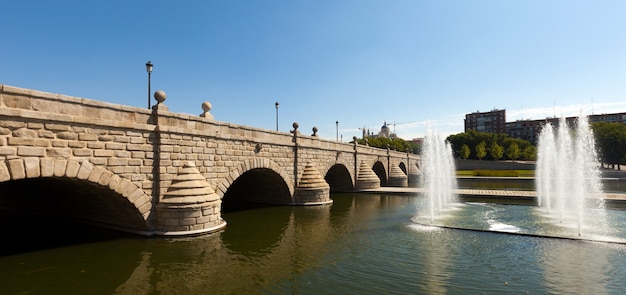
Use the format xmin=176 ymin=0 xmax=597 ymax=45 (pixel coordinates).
xmin=0 ymin=208 xmax=138 ymax=256
xmin=0 ymin=178 xmax=146 ymax=256
xmin=222 ymin=168 xmax=292 ymax=212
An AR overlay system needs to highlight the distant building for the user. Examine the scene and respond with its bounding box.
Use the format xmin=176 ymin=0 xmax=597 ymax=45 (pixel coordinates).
xmin=376 ymin=121 xmax=397 ymax=139
xmin=589 ymin=112 xmax=626 ymax=124
xmin=466 ymin=109 xmax=626 ymax=144
xmin=505 ymin=117 xmax=577 ymax=144
xmin=464 ymin=109 xmax=506 ymax=133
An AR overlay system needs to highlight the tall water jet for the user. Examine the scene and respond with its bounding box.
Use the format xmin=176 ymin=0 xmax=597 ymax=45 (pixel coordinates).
xmin=421 ymin=127 xmax=458 ymax=223
xmin=536 ymin=115 xmax=605 ymax=236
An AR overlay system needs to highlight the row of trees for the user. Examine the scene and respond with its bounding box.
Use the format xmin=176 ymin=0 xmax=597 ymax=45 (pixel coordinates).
xmin=446 ymin=130 xmax=536 ymax=161
xmin=592 ymin=122 xmax=626 ymax=170
xmin=352 ymin=121 xmax=626 ymax=168
xmin=355 ymin=136 xmax=421 ymax=154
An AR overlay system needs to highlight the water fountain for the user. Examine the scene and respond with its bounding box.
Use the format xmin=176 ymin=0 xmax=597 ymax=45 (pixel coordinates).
xmin=420 ymin=127 xmax=458 ymax=223
xmin=536 ymin=115 xmax=606 ymax=237
xmin=414 ymin=115 xmax=621 ymax=242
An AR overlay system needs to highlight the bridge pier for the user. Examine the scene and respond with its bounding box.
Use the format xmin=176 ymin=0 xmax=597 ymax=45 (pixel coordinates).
xmin=408 ymin=163 xmax=422 ymax=187
xmin=387 ymin=165 xmax=408 ymax=187
xmin=155 ymin=162 xmax=226 ymax=235
xmin=293 ymin=162 xmax=332 ymax=205
xmin=355 ymin=160 xmax=381 ymax=189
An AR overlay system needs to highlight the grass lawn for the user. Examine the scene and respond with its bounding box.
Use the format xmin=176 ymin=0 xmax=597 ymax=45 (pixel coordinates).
xmin=456 ymin=170 xmax=535 ymax=177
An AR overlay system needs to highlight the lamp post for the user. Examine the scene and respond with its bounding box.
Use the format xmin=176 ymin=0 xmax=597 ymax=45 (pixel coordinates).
xmin=145 ymin=61 xmax=153 ymax=109
xmin=275 ymin=101 xmax=279 ymax=131
xmin=336 ymin=120 xmax=339 ymax=141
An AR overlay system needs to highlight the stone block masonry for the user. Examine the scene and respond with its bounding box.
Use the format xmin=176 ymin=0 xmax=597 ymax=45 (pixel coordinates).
xmin=0 ymin=84 xmax=419 ymax=236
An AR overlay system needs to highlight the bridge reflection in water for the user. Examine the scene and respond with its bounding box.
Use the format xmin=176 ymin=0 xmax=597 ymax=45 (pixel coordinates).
xmin=2 ymin=193 xmax=626 ymax=294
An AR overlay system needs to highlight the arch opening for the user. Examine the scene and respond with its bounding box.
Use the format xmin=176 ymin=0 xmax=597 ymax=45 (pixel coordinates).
xmin=399 ymin=162 xmax=407 ymax=174
xmin=372 ymin=161 xmax=387 ymax=186
xmin=0 ymin=177 xmax=148 ymax=254
xmin=325 ymin=164 xmax=353 ymax=192
xmin=222 ymin=168 xmax=292 ymax=213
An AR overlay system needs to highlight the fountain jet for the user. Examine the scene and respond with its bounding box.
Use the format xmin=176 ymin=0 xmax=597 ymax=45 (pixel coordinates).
xmin=536 ymin=114 xmax=604 ymax=236
xmin=422 ymin=127 xmax=458 ymax=223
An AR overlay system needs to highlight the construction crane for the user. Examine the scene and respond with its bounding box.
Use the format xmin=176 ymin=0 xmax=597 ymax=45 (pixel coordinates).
xmin=357 ymin=126 xmax=369 ymax=139
xmin=391 ymin=121 xmax=417 ymax=134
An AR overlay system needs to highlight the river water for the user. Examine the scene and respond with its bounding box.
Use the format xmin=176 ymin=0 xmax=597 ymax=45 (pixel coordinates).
xmin=2 ymin=192 xmax=626 ymax=294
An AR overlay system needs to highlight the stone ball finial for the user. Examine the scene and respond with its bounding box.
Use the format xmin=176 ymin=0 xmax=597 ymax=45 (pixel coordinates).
xmin=312 ymin=126 xmax=318 ymax=136
xmin=154 ymin=90 xmax=167 ymax=103
xmin=202 ymin=102 xmax=212 ymax=112
xmin=290 ymin=122 xmax=300 ymax=135
xmin=200 ymin=101 xmax=214 ymax=119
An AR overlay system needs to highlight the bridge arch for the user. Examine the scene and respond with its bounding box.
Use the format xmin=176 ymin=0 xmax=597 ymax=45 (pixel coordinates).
xmin=372 ymin=161 xmax=387 ymax=186
xmin=0 ymin=158 xmax=151 ymax=233
xmin=322 ymin=161 xmax=354 ymax=192
xmin=399 ymin=162 xmax=407 ymax=174
xmin=217 ymin=158 xmax=294 ymax=208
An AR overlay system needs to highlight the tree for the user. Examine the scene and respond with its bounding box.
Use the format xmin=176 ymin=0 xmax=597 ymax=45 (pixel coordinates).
xmin=356 ymin=136 xmax=421 ymax=154
xmin=475 ymin=141 xmax=487 ymax=160
xmin=459 ymin=144 xmax=471 ymax=159
xmin=490 ymin=141 xmax=504 ymax=161
xmin=592 ymin=122 xmax=626 ymax=170
xmin=447 ymin=130 xmax=534 ymax=160
xmin=506 ymin=143 xmax=520 ymax=161
xmin=522 ymin=145 xmax=536 ymax=161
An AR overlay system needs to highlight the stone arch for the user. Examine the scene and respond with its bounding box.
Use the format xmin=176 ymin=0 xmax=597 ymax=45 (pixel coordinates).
xmin=323 ymin=162 xmax=354 ymax=192
xmin=0 ymin=158 xmax=152 ymax=223
xmin=399 ymin=161 xmax=407 ymax=175
xmin=320 ymin=158 xmax=355 ymax=184
xmin=372 ymin=161 xmax=387 ymax=186
xmin=215 ymin=157 xmax=295 ymax=199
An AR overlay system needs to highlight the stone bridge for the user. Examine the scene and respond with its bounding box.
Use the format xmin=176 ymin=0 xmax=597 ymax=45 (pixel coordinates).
xmin=0 ymin=85 xmax=420 ymax=236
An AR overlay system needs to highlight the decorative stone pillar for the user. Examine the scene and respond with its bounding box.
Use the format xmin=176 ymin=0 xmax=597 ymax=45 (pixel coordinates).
xmin=408 ymin=163 xmax=422 ymax=187
xmin=293 ymin=162 xmax=332 ymax=205
xmin=355 ymin=160 xmax=380 ymax=190
xmin=155 ymin=161 xmax=226 ymax=235
xmin=387 ymin=165 xmax=408 ymax=187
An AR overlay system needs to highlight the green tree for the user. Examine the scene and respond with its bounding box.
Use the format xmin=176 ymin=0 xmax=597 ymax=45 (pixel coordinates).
xmin=592 ymin=122 xmax=626 ymax=170
xmin=356 ymin=136 xmax=421 ymax=154
xmin=475 ymin=141 xmax=487 ymax=160
xmin=490 ymin=141 xmax=504 ymax=161
xmin=505 ymin=143 xmax=520 ymax=161
xmin=459 ymin=144 xmax=471 ymax=159
xmin=522 ymin=145 xmax=536 ymax=161
xmin=447 ymin=130 xmax=534 ymax=160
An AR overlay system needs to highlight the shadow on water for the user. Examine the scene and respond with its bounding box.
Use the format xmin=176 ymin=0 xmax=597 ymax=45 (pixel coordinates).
xmin=0 ymin=208 xmax=138 ymax=257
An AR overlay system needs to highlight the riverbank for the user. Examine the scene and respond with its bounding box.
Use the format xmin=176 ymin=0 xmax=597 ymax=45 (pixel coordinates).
xmin=455 ymin=159 xmax=626 ymax=179
xmin=358 ymin=187 xmax=626 ymax=210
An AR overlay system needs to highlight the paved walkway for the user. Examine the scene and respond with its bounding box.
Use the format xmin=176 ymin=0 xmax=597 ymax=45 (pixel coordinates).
xmin=359 ymin=187 xmax=626 ymax=200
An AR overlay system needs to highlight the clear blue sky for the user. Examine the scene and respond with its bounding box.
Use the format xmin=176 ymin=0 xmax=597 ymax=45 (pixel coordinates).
xmin=2 ymin=1 xmax=626 ymax=140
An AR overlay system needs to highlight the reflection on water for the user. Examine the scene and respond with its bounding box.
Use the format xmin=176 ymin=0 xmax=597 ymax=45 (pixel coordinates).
xmin=1 ymin=193 xmax=626 ymax=294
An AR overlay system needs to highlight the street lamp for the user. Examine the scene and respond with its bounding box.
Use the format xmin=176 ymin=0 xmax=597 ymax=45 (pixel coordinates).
xmin=145 ymin=61 xmax=153 ymax=109
xmin=336 ymin=120 xmax=339 ymax=141
xmin=275 ymin=101 xmax=279 ymax=131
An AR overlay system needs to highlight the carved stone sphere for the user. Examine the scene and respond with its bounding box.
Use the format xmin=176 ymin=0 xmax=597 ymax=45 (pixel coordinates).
xmin=202 ymin=101 xmax=212 ymax=112
xmin=154 ymin=90 xmax=167 ymax=103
